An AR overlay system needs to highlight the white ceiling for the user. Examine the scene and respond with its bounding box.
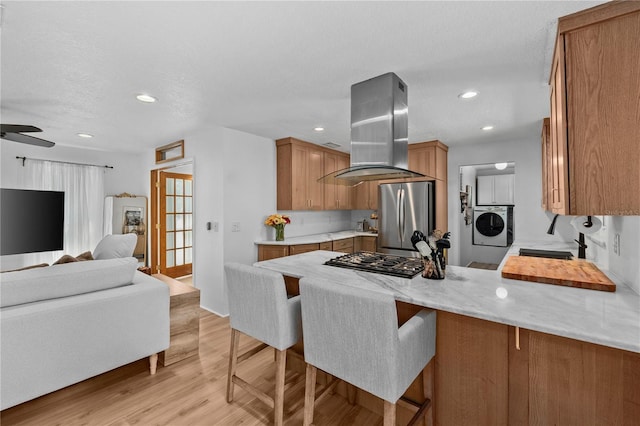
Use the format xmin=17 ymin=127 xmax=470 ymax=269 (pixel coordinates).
xmin=0 ymin=1 xmax=605 ymax=154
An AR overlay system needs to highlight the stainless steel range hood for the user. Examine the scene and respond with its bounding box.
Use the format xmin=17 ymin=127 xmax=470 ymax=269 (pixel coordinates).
xmin=320 ymin=72 xmax=424 ymax=185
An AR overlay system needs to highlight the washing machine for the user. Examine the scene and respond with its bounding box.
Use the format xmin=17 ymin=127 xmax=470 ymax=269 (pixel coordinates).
xmin=473 ymin=206 xmax=513 ymax=247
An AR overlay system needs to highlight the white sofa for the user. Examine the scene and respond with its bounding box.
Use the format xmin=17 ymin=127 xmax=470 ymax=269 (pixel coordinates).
xmin=0 ymin=257 xmax=170 ymax=410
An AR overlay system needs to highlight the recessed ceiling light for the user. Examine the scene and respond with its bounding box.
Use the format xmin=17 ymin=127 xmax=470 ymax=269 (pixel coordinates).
xmin=495 ymin=162 xmax=508 ymax=170
xmin=458 ymin=91 xmax=478 ymax=99
xmin=314 ymin=127 xmax=325 ymax=132
xmin=482 ymin=125 xmax=494 ymax=131
xmin=136 ymin=94 xmax=157 ymax=103
xmin=77 ymin=133 xmax=93 ymax=138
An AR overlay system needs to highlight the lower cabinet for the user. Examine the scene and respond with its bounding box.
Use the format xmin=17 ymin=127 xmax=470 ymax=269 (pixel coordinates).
xmin=332 ymin=238 xmax=354 ymax=253
xmin=355 ymin=235 xmax=377 ymax=252
xmin=435 ymin=311 xmax=640 ymax=425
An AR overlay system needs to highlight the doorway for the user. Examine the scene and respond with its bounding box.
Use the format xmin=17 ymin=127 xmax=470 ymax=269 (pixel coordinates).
xmin=151 ymin=164 xmax=194 ymax=278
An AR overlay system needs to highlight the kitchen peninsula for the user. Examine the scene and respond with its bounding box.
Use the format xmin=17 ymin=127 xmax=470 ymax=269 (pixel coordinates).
xmin=254 ymin=248 xmax=640 ymax=425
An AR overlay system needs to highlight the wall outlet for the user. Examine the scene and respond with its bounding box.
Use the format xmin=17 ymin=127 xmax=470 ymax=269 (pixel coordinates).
xmin=231 ymin=222 xmax=240 ymax=232
xmin=613 ymin=233 xmax=621 ymax=255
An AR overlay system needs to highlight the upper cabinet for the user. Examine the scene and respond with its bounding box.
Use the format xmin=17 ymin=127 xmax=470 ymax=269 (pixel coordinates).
xmin=277 ymin=137 xmax=325 ymax=210
xmin=276 ymin=137 xmax=353 ymax=211
xmin=353 ymin=180 xmax=378 ymax=210
xmin=408 ymin=140 xmax=448 ymax=181
xmin=547 ymin=2 xmax=640 ymax=215
xmin=324 ymin=151 xmax=352 ymax=210
xmin=477 ymin=174 xmax=515 ymax=206
xmin=541 ymin=118 xmax=551 ymax=211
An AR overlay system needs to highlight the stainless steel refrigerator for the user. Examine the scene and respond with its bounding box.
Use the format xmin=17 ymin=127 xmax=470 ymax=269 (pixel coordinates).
xmin=378 ymin=181 xmax=434 ymax=256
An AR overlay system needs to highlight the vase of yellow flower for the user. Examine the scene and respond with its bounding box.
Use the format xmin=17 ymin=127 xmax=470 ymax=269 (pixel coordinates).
xmin=265 ymin=214 xmax=291 ymax=241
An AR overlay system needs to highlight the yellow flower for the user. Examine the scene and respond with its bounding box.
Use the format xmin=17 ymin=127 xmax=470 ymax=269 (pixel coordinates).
xmin=264 ymin=214 xmax=291 ymax=227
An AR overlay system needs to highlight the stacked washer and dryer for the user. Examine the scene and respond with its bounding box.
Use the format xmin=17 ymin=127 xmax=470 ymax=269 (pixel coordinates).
xmin=473 ymin=205 xmax=514 ymax=247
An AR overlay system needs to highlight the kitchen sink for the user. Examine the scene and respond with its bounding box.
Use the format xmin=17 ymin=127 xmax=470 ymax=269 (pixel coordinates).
xmin=519 ymin=248 xmax=573 ymax=260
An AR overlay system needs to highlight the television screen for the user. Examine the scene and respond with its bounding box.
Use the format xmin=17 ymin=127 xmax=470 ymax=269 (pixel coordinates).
xmin=1 ymin=189 xmax=65 ymax=255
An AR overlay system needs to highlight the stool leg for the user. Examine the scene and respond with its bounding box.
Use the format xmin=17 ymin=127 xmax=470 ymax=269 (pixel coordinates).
xmin=383 ymin=400 xmax=396 ymax=426
xmin=274 ymin=349 xmax=287 ymax=426
xmin=303 ymin=364 xmax=317 ymax=426
xmin=226 ymin=328 xmax=240 ymax=403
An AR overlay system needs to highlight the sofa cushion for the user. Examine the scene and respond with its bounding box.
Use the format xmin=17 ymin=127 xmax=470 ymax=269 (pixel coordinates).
xmin=93 ymin=234 xmax=137 ymax=260
xmin=0 ymin=257 xmax=138 ymax=308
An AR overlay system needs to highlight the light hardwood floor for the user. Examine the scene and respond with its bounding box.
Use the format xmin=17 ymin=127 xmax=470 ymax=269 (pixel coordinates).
xmin=1 ymin=310 xmax=382 ymax=425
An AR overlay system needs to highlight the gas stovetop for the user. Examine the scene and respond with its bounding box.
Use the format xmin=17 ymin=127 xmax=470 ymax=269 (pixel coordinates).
xmin=324 ymin=251 xmax=424 ymax=278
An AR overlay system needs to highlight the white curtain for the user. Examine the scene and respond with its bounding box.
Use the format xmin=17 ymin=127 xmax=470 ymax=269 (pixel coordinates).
xmin=18 ymin=159 xmax=105 ymax=264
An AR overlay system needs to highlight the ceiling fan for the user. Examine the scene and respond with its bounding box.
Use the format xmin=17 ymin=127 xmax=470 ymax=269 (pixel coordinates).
xmin=1 ymin=124 xmax=55 ymax=148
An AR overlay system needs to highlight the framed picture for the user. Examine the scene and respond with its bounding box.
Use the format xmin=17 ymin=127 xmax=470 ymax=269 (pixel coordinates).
xmin=123 ymin=206 xmax=144 ymax=235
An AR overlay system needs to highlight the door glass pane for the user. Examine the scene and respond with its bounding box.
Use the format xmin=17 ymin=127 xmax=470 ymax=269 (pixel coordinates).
xmin=176 ymin=231 xmax=184 ymax=249
xmin=185 ymin=230 xmax=192 ymax=247
xmin=176 ymin=179 xmax=184 ymax=196
xmin=185 ymin=213 xmax=192 ymax=230
xmin=185 ymin=247 xmax=192 ymax=264
xmin=166 ymin=178 xmax=175 ymax=195
xmin=185 ymin=180 xmax=192 ymax=196
xmin=185 ymin=197 xmax=192 ymax=213
xmin=176 ymin=196 xmax=184 ymax=213
xmin=176 ymin=214 xmax=184 ymax=231
xmin=166 ymin=214 xmax=174 ymax=231
xmin=166 ymin=250 xmax=174 ymax=267
xmin=166 ymin=232 xmax=175 ymax=249
xmin=176 ymin=248 xmax=184 ymax=266
xmin=166 ymin=196 xmax=174 ymax=213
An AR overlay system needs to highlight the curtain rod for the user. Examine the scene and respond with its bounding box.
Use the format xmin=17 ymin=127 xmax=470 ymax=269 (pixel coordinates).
xmin=16 ymin=156 xmax=114 ymax=169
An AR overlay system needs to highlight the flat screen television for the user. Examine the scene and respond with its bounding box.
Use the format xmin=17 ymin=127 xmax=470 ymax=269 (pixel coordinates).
xmin=1 ymin=188 xmax=65 ymax=255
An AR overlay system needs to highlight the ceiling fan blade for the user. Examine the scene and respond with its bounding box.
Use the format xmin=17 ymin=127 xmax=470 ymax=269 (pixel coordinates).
xmin=1 ymin=132 xmax=55 ymax=148
xmin=0 ymin=124 xmax=43 ymax=134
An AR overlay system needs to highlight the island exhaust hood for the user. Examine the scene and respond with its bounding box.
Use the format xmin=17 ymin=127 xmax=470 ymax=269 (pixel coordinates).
xmin=320 ymin=72 xmax=424 ymax=186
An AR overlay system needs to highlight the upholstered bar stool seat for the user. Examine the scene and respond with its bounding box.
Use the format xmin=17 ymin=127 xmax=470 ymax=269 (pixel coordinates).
xmin=300 ymin=277 xmax=436 ymax=426
xmin=224 ymin=263 xmax=302 ymax=426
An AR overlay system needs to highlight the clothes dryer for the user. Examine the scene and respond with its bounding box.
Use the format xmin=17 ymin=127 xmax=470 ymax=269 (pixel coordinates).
xmin=473 ymin=206 xmax=513 ymax=247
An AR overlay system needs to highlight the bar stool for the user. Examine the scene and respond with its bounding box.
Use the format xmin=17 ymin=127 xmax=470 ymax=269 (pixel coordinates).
xmin=224 ymin=263 xmax=302 ymax=426
xmin=299 ymin=277 xmax=436 ymax=426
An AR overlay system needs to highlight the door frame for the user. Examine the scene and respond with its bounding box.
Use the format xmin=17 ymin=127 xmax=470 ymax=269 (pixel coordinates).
xmin=150 ymin=161 xmax=194 ymax=275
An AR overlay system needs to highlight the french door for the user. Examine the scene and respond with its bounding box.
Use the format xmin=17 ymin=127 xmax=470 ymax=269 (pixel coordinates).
xmin=158 ymin=171 xmax=193 ymax=278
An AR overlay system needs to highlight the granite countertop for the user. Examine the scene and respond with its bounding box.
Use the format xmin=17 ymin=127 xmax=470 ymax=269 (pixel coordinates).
xmin=254 ymin=230 xmax=378 ymax=246
xmin=254 ymin=243 xmax=640 ymax=354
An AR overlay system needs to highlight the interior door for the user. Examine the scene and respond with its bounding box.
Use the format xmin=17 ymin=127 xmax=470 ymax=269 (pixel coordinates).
xmin=159 ymin=172 xmax=193 ymax=278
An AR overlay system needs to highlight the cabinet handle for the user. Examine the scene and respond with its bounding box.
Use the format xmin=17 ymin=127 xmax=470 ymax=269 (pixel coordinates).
xmin=515 ymin=326 xmax=520 ymax=351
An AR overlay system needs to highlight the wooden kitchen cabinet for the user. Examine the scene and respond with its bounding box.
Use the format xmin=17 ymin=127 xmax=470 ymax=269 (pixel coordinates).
xmin=323 ymin=151 xmax=352 ymax=210
xmin=434 ymin=311 xmax=640 ymax=425
xmin=257 ymin=245 xmax=289 ymax=261
xmin=331 ymin=238 xmax=354 ymax=253
xmin=512 ymin=328 xmax=640 ymax=425
xmin=540 ymin=118 xmax=551 ymax=211
xmin=353 ymin=180 xmax=378 ymax=210
xmin=435 ymin=311 xmax=509 ymax=426
xmin=276 ymin=137 xmax=325 ymax=210
xmin=408 ymin=140 xmax=448 ymax=181
xmin=547 ymin=2 xmax=640 ymax=215
xmin=289 ymin=243 xmax=320 ymax=256
xmin=355 ymin=235 xmax=377 ymax=252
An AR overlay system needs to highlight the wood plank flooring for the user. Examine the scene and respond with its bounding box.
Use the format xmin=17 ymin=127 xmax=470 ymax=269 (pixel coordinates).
xmin=1 ymin=310 xmax=382 ymax=425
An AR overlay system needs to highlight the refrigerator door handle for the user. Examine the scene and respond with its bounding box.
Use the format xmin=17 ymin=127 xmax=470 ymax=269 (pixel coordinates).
xmin=399 ymin=188 xmax=406 ymax=241
xmin=396 ymin=188 xmax=403 ymax=242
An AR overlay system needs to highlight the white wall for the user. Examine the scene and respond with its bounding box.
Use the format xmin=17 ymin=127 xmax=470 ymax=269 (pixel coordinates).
xmin=447 ymin=134 xmax=640 ymax=295
xmin=0 ymin=141 xmax=145 ymax=270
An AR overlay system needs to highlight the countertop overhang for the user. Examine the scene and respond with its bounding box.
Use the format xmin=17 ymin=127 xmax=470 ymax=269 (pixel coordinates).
xmin=254 ymin=243 xmax=640 ymax=354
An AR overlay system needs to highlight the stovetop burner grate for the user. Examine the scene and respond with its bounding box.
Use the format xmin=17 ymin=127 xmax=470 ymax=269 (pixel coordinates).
xmin=324 ymin=251 xmax=424 ymax=278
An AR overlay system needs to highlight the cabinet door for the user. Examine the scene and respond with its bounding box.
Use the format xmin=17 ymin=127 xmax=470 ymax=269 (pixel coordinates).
xmin=493 ymin=175 xmax=514 ymax=205
xmin=291 ymin=144 xmax=310 ymax=210
xmin=307 ymin=148 xmax=324 ymax=210
xmin=525 ymin=330 xmax=640 ymax=425
xmin=258 ymin=245 xmax=289 ymax=261
xmin=323 ymin=152 xmax=339 ymax=210
xmin=354 ymin=181 xmax=377 ymax=210
xmin=435 ymin=311 xmax=509 ymax=426
xmin=477 ymin=175 xmax=494 ymax=205
xmin=289 ymin=243 xmax=320 ymax=256
xmin=368 ymin=181 xmax=378 ymax=210
xmin=336 ymin=154 xmax=352 ymax=209
xmin=541 ymin=118 xmax=551 ymax=210
xmin=408 ymin=145 xmax=436 ymax=178
xmin=549 ymin=37 xmax=569 ymax=214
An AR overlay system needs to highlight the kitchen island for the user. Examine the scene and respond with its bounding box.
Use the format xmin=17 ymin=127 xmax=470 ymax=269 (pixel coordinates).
xmin=254 ymin=248 xmax=640 ymax=425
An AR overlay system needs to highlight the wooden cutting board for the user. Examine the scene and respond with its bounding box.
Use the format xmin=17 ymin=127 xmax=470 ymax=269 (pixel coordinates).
xmin=501 ymin=256 xmax=616 ymax=292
